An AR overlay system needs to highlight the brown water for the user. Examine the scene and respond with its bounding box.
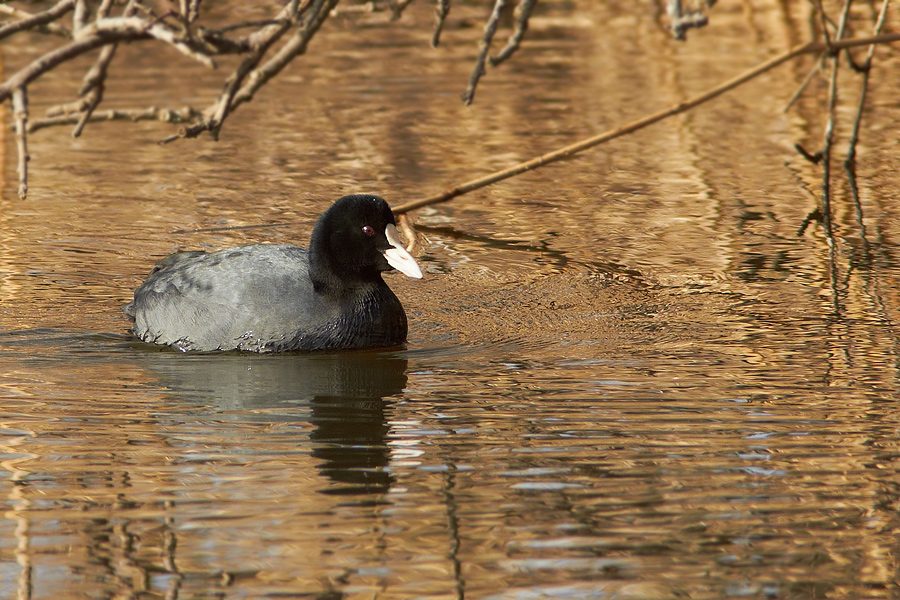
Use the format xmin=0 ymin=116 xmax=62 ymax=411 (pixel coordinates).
xmin=3 ymin=1 xmax=900 ymax=598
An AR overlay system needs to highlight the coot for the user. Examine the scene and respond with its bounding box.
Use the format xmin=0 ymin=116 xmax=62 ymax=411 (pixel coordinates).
xmin=124 ymin=194 xmax=423 ymax=352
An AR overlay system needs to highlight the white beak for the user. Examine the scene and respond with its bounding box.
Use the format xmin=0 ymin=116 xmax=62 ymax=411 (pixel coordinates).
xmin=383 ymin=223 xmax=423 ymax=279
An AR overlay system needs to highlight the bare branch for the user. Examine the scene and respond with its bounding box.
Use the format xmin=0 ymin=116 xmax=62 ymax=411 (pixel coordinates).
xmin=3 ymin=0 xmax=892 ymax=207
xmin=229 ymin=0 xmax=338 ymax=112
xmin=667 ymin=0 xmax=708 ymax=41
xmin=98 ymin=0 xmax=116 ymax=19
xmin=188 ymin=1 xmax=203 ymax=24
xmin=203 ymin=0 xmax=304 ymax=140
xmin=73 ymin=0 xmax=88 ymax=32
xmin=460 ymin=0 xmax=506 ymax=106
xmin=0 ymin=0 xmax=563 ymax=194
xmin=783 ymin=57 xmax=825 ymax=112
xmin=27 ymin=106 xmax=202 ymax=134
xmin=0 ymin=17 xmax=214 ymax=105
xmin=489 ymin=0 xmax=536 ymax=67
xmin=72 ymin=44 xmax=117 ymax=137
xmin=86 ymin=17 xmax=217 ymax=68
xmin=0 ymin=38 xmax=96 ymax=103
xmin=12 ymin=88 xmax=30 ymax=200
xmin=397 ymin=213 xmax=419 ymax=253
xmin=0 ymin=0 xmax=75 ymax=41
xmin=819 ymin=47 xmax=839 ymax=235
xmin=395 ymin=32 xmax=900 ymax=214
xmin=391 ymin=0 xmax=415 ymax=22
xmin=845 ymin=0 xmax=890 ymax=166
xmin=834 ymin=0 xmax=853 ymax=40
xmin=431 ymin=0 xmax=450 ymax=47
xmin=0 ymin=4 xmax=70 ymax=37
xmin=159 ymin=0 xmax=309 ymax=144
xmin=194 ymin=29 xmax=254 ymax=54
xmin=810 ymin=0 xmax=835 ymax=50
xmin=45 ymin=98 xmax=89 ymax=118
xmin=51 ymin=0 xmax=134 ymax=135
xmin=816 ymin=0 xmax=855 ymax=235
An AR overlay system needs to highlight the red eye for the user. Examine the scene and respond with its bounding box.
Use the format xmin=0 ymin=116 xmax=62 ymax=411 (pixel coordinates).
xmin=362 ymin=225 xmax=375 ymax=236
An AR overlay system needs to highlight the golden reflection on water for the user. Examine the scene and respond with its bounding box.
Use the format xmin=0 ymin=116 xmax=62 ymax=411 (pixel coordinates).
xmin=2 ymin=0 xmax=900 ymax=598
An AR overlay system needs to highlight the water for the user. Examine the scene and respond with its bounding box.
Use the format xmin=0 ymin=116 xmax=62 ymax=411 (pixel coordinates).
xmin=3 ymin=1 xmax=900 ymax=598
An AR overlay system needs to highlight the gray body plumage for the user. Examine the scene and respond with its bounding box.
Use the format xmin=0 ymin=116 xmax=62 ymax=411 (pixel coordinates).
xmin=124 ymin=244 xmax=407 ymax=352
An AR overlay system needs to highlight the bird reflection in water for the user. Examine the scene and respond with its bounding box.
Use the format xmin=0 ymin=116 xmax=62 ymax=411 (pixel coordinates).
xmin=136 ymin=348 xmax=408 ymax=495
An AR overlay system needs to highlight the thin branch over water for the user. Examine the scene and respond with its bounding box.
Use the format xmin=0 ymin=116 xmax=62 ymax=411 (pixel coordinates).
xmin=394 ymin=32 xmax=900 ymax=215
xmin=1 ymin=0 xmax=550 ymax=197
xmin=460 ymin=0 xmax=507 ymax=106
xmin=1 ymin=0 xmax=896 ymax=209
xmin=489 ymin=0 xmax=537 ymax=67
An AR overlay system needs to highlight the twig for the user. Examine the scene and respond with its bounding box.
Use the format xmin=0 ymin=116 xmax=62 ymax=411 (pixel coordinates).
xmin=98 ymin=0 xmax=117 ymax=21
xmin=397 ymin=213 xmax=418 ymax=253
xmin=667 ymin=0 xmax=708 ymax=41
xmin=489 ymin=0 xmax=536 ymax=67
xmin=178 ymin=0 xmax=191 ymax=23
xmin=0 ymin=36 xmax=107 ymax=103
xmin=394 ymin=32 xmax=900 ymax=214
xmin=811 ymin=0 xmax=835 ymax=49
xmin=1 ymin=0 xmax=337 ymax=154
xmin=819 ymin=55 xmax=838 ymax=236
xmin=460 ymin=0 xmax=506 ymax=105
xmin=230 ymin=0 xmax=338 ymax=114
xmin=834 ymin=0 xmax=854 ymax=39
xmin=45 ymin=98 xmax=90 ymax=118
xmin=159 ymin=0 xmax=313 ymax=144
xmin=0 ymin=4 xmax=71 ymax=37
xmin=391 ymin=0 xmax=416 ymax=22
xmin=844 ymin=160 xmax=870 ymax=256
xmin=198 ymin=0 xmax=303 ymax=141
xmin=795 ymin=143 xmax=823 ymax=164
xmin=0 ymin=0 xmax=75 ymax=41
xmin=189 ymin=0 xmax=203 ymax=25
xmin=86 ymin=17 xmax=217 ymax=68
xmin=66 ymin=0 xmax=121 ymax=136
xmin=27 ymin=106 xmax=202 ymax=134
xmin=431 ymin=0 xmax=450 ymax=47
xmin=170 ymin=221 xmax=295 ymax=235
xmin=73 ymin=0 xmax=88 ymax=32
xmin=0 ymin=17 xmax=211 ymax=105
xmin=798 ymin=207 xmax=824 ymax=236
xmin=12 ymin=88 xmax=30 ymax=200
xmin=72 ymin=44 xmax=117 ymax=137
xmin=845 ymin=0 xmax=889 ymax=166
xmin=817 ymin=0 xmax=855 ymax=238
xmin=783 ymin=57 xmax=824 ymax=112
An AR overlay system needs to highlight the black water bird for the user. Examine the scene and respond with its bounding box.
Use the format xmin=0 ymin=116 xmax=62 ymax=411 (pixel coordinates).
xmin=124 ymin=194 xmax=423 ymax=352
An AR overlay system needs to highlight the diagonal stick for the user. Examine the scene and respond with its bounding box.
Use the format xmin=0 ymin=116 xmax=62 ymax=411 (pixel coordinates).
xmin=394 ymin=32 xmax=900 ymax=215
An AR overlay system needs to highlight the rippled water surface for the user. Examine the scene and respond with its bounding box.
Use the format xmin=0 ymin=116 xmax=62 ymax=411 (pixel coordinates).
xmin=3 ymin=1 xmax=900 ymax=598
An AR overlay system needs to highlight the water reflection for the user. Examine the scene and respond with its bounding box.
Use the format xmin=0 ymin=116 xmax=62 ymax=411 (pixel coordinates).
xmin=5 ymin=0 xmax=900 ymax=596
xmin=136 ymin=350 xmax=406 ymax=495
